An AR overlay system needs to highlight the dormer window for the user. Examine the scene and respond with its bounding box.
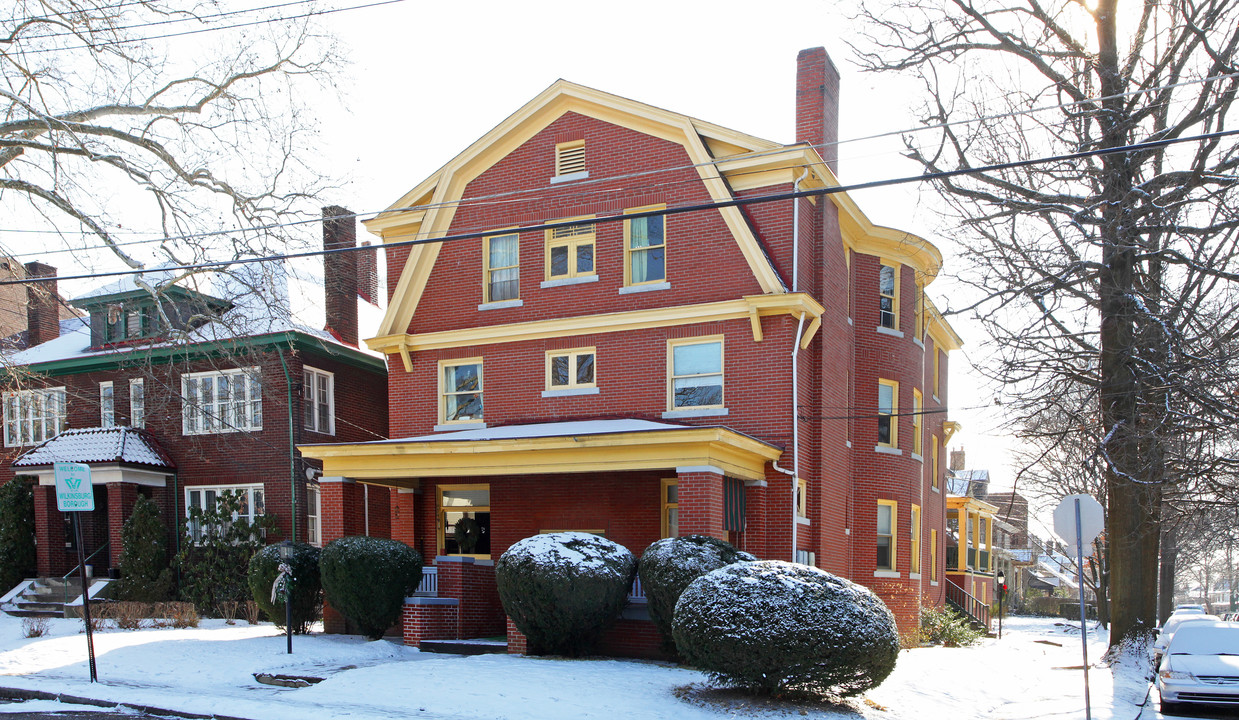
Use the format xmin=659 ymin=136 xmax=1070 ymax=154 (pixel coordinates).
xmin=552 ymin=141 xmax=587 ymax=183
xmin=102 ymin=303 xmax=152 ymax=343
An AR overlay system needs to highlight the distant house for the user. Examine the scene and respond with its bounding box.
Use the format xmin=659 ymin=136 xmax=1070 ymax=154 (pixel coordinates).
xmin=301 ymin=47 xmax=970 ymax=653
xmin=0 ymin=209 xmax=388 ymax=582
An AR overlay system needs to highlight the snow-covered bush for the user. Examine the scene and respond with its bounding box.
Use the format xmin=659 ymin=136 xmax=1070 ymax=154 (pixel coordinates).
xmin=248 ymin=542 xmax=321 ymax=634
xmin=919 ymin=603 xmax=981 ymax=647
xmin=672 ymin=560 xmax=900 ymax=697
xmin=496 ymin=532 xmax=636 ymax=656
xmin=638 ymin=534 xmax=755 ymax=648
xmin=319 ymin=536 xmax=422 ymax=640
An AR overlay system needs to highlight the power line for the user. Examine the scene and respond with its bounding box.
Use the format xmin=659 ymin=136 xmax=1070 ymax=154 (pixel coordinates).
xmin=5 ymin=125 xmax=1236 ymax=287
xmin=9 ymin=0 xmax=323 ymax=41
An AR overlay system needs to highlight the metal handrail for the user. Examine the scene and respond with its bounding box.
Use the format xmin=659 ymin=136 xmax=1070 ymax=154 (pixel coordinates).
xmin=62 ymin=542 xmax=110 ymax=605
xmin=945 ymin=577 xmax=991 ymax=630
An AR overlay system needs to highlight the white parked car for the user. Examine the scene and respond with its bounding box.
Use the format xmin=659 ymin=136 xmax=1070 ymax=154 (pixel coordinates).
xmin=1173 ymin=604 xmax=1206 ymax=614
xmin=1152 ymin=614 xmax=1223 ymax=665
xmin=1157 ymin=622 xmax=1239 ymax=714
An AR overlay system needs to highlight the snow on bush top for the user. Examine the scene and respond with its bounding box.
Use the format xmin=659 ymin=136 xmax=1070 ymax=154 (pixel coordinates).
xmin=502 ymin=532 xmax=633 ymax=577
xmin=639 ymin=535 xmax=756 ymax=644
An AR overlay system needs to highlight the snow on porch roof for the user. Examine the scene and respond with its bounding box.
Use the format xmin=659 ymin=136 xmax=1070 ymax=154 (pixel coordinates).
xmin=376 ymin=418 xmax=737 ymax=443
xmin=13 ymin=427 xmax=176 ymax=470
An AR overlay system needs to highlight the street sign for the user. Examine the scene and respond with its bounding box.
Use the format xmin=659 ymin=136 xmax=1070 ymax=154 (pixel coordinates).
xmin=53 ymin=462 xmax=94 ymax=512
xmin=1053 ymin=493 xmax=1104 ymax=556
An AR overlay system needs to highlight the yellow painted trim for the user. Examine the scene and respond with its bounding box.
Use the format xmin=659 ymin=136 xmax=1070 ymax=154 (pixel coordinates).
xmin=545 ymin=347 xmax=596 ymax=391
xmin=299 ymin=426 xmax=782 ymax=483
xmin=545 ymin=216 xmax=597 ymax=281
xmin=878 ymin=499 xmax=898 ymax=572
xmin=667 ymin=335 xmax=725 ymax=412
xmin=438 ymin=357 xmax=484 ymax=426
xmin=942 ymin=420 xmax=962 ymax=445
xmin=926 ymin=298 xmax=964 ymax=351
xmin=367 ymin=294 xmax=824 ymax=356
xmin=930 ymin=527 xmax=939 ymax=582
xmin=661 ymin=477 xmax=678 ymax=538
xmin=932 ymin=436 xmax=941 ymax=490
xmin=483 ymin=231 xmax=521 ymax=303
xmin=397 ymin=343 xmax=413 ymax=373
xmin=878 ymin=378 xmax=899 ymax=449
xmin=437 ymin=483 xmax=491 ymax=558
xmin=878 ymin=259 xmax=900 ymax=331
xmin=911 ymin=503 xmax=922 ymax=575
xmin=800 ymin=316 xmax=821 ymax=349
xmin=912 ymin=389 xmax=923 ymax=457
xmin=623 ymin=205 xmax=668 ymax=287
xmin=748 ymin=307 xmax=763 ymax=342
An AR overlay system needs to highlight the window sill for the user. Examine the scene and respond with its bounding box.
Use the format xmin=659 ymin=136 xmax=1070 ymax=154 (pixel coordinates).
xmin=663 ymin=407 xmax=729 ymax=419
xmin=478 ymin=299 xmax=523 ymax=311
xmin=619 ymin=281 xmax=670 ymax=295
xmin=932 ymin=394 xmax=940 ymax=404
xmin=910 ymin=573 xmax=922 ymax=580
xmin=876 ymin=326 xmax=904 ymax=338
xmin=542 ymin=387 xmax=600 ymax=398
xmin=847 ymin=317 xmax=853 ymax=326
xmin=930 ymin=581 xmax=939 ymax=587
xmin=874 ymin=445 xmax=902 ymax=456
xmin=913 ymin=338 xmax=924 ymax=350
xmin=874 ymin=570 xmax=901 ymax=579
xmin=796 ymin=516 xmax=811 ymax=526
xmin=434 ymin=421 xmax=487 ymax=432
xmin=931 ymin=486 xmax=941 ymax=493
xmin=911 ymin=452 xmax=923 ymax=463
xmin=541 ymin=275 xmax=599 ymax=289
xmin=550 ymin=171 xmax=589 ymax=184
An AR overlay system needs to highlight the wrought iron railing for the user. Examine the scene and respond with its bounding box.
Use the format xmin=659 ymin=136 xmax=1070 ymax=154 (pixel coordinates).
xmin=61 ymin=542 xmax=109 ymax=605
xmin=945 ymin=577 xmax=990 ymax=630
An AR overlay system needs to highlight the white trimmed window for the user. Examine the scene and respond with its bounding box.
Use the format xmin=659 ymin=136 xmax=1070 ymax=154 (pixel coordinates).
xmin=911 ymin=504 xmax=922 ymax=575
xmin=879 ymin=261 xmax=899 ymax=329
xmin=130 ymin=379 xmax=145 ymax=429
xmin=484 ymin=233 xmax=520 ymax=303
xmin=625 ymin=208 xmax=666 ymax=286
xmin=546 ymin=348 xmax=596 ymax=391
xmin=668 ymin=338 xmax=724 ymax=410
xmin=306 ymin=483 xmax=321 ymax=546
xmin=185 ymin=484 xmax=265 ymax=542
xmin=878 ymin=379 xmax=898 ymax=448
xmin=545 ymin=222 xmax=595 ymax=280
xmin=440 ymin=359 xmax=483 ymax=424
xmin=302 ymin=367 xmax=335 ymax=435
xmin=181 ymin=368 xmax=262 ymax=435
xmin=877 ymin=500 xmax=898 ymax=571
xmin=100 ymin=381 xmax=115 ymax=428
xmin=3 ymin=387 xmax=66 ymax=447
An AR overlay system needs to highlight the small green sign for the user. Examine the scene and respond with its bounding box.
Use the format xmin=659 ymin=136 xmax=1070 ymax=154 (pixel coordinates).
xmin=54 ymin=462 xmax=94 ymax=512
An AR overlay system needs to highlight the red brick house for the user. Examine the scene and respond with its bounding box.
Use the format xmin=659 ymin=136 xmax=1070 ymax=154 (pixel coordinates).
xmin=301 ymin=47 xmax=975 ymax=650
xmin=0 ymin=208 xmax=388 ymax=582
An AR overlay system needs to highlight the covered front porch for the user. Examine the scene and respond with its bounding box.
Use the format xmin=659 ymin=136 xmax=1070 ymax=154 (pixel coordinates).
xmin=944 ymin=495 xmax=999 ymax=630
xmin=299 ymin=419 xmax=782 ymax=655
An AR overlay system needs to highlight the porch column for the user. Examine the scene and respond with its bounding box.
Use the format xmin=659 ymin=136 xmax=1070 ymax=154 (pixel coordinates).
xmin=391 ymin=488 xmax=419 ymax=547
xmin=32 ymin=484 xmax=58 ymax=577
xmin=107 ymin=483 xmax=138 ymax=572
xmin=319 ymin=477 xmax=366 ymax=543
xmin=675 ymin=466 xmax=726 ymax=539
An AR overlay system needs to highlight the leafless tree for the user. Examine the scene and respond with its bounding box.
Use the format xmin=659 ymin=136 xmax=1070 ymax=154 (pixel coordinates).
xmin=850 ymin=0 xmax=1239 ymax=647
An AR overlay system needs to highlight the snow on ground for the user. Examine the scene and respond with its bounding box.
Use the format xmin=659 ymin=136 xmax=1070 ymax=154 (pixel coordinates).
xmin=0 ymin=614 xmax=1158 ymax=720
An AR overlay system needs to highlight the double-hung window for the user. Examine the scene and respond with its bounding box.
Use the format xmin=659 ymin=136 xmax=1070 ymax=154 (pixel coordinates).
xmin=877 ymin=500 xmax=897 ymax=571
xmin=440 ymin=359 xmax=483 ymax=424
xmin=484 ymin=233 xmax=520 ymax=303
xmin=661 ymin=479 xmax=678 ymax=538
xmin=181 ymin=368 xmax=262 ymax=435
xmin=668 ymin=338 xmax=724 ymax=410
xmin=911 ymin=389 xmax=923 ymax=456
xmin=545 ymin=222 xmax=595 ymax=281
xmin=130 ymin=379 xmax=145 ymax=429
xmin=932 ymin=435 xmax=940 ymax=489
xmin=100 ymin=381 xmax=115 ymax=428
xmin=185 ymin=484 xmax=265 ymax=543
xmin=546 ymin=348 xmax=595 ymax=392
xmin=877 ymin=379 xmax=898 ymax=448
xmin=879 ymin=261 xmax=899 ymax=330
xmin=302 ymin=367 xmax=335 ymax=434
xmin=3 ymin=387 xmax=66 ymax=447
xmin=625 ymin=208 xmax=666 ymax=287
xmin=910 ymin=504 xmax=922 ymax=575
xmin=306 ymin=483 xmax=321 ymax=546
xmin=930 ymin=528 xmax=939 ymax=582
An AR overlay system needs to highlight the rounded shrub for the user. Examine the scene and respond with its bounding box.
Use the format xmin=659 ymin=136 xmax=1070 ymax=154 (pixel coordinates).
xmin=319 ymin=536 xmax=422 ymax=640
xmin=496 ymin=532 xmax=636 ymax=656
xmin=638 ymin=534 xmax=755 ymax=647
xmin=672 ymin=560 xmax=900 ymax=697
xmin=247 ymin=542 xmax=321 ymax=634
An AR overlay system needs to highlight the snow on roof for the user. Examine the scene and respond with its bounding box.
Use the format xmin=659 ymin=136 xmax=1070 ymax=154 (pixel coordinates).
xmin=13 ymin=426 xmax=176 ymax=469
xmin=374 ymin=418 xmax=719 ymax=444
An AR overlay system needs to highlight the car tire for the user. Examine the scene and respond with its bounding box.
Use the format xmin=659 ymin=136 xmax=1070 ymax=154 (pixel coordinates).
xmin=1160 ymin=700 xmax=1183 ymax=716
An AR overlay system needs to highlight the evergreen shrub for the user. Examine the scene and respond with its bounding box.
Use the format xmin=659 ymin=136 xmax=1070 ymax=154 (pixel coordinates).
xmin=319 ymin=536 xmax=422 ymax=640
xmin=0 ymin=476 xmax=36 ymax=592
xmin=672 ymin=560 xmax=900 ymax=697
xmin=248 ymin=542 xmax=321 ymax=634
xmin=638 ymin=534 xmax=755 ymax=648
xmin=114 ymin=495 xmax=175 ymax=602
xmin=496 ymin=532 xmax=636 ymax=656
xmin=175 ymin=490 xmax=275 ymax=617
xmin=919 ymin=603 xmax=982 ymax=647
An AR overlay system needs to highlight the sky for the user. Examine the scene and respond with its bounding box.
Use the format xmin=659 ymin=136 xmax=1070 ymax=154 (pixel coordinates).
xmin=314 ymin=0 xmax=1021 ymax=493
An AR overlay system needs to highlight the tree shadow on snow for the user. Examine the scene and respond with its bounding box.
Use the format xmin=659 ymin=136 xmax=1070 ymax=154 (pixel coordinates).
xmin=672 ymin=683 xmax=868 ymax=717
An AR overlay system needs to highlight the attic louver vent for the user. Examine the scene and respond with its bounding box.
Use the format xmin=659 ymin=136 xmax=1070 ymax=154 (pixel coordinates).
xmin=556 ymin=142 xmax=586 ymax=177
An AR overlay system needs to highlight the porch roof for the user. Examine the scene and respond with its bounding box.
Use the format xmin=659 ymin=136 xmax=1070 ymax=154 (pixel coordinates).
xmin=13 ymin=426 xmax=176 ymax=470
xmin=299 ymin=418 xmax=782 ymax=484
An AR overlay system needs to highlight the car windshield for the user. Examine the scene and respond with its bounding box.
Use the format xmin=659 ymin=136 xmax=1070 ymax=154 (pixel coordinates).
xmin=1168 ymin=625 xmax=1239 ymax=655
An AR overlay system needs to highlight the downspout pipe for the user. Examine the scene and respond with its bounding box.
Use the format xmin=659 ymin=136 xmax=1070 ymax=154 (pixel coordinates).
xmin=771 ymin=170 xmax=811 ymax=563
xmin=276 ymin=348 xmax=298 ymax=543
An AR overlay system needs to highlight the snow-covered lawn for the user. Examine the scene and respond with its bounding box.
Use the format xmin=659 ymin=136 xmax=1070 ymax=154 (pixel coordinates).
xmin=0 ymin=614 xmax=1155 ymax=719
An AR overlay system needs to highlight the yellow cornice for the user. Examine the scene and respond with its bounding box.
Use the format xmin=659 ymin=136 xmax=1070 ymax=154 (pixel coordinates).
xmin=299 ymin=426 xmax=783 ymax=482
xmin=947 ymin=494 xmax=1000 ymax=515
xmin=926 ymin=298 xmax=964 ymax=352
xmin=366 ymin=293 xmax=824 ymax=356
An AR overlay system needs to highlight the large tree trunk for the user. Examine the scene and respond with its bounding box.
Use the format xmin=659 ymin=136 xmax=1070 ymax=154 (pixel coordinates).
xmin=1159 ymin=524 xmax=1179 ymax=625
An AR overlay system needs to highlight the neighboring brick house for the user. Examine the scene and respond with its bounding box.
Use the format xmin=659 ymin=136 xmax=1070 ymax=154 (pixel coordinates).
xmin=0 ymin=209 xmax=388 ymax=580
xmin=301 ymin=48 xmax=972 ymax=650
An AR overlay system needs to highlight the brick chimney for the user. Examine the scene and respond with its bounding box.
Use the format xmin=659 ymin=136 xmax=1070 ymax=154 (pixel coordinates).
xmin=322 ymin=206 xmax=358 ymax=347
xmin=356 ymin=241 xmax=379 ymax=306
xmin=24 ymin=261 xmax=59 ymax=347
xmin=795 ymin=47 xmax=841 ymax=175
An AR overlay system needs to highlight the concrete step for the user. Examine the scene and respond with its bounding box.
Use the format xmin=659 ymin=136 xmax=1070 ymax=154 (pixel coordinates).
xmin=5 ymin=609 xmax=62 ymax=619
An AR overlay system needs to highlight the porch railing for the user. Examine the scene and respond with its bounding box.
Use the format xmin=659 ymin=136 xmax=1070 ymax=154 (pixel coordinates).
xmin=61 ymin=542 xmax=109 ymax=605
xmin=414 ymin=567 xmax=438 ymax=597
xmin=628 ymin=575 xmax=646 ymax=603
xmin=945 ymin=577 xmax=990 ymax=631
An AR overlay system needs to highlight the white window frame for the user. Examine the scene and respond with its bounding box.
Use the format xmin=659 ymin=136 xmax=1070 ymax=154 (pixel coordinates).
xmin=3 ymin=387 xmax=66 ymax=447
xmin=306 ymin=483 xmax=322 ymax=547
xmin=183 ymin=483 xmax=265 ymax=543
xmin=439 ymin=358 xmax=483 ymax=425
xmin=877 ymin=379 xmax=899 ymax=449
xmin=181 ymin=367 xmax=262 ymax=435
xmin=100 ymin=381 xmax=115 ymax=428
xmin=483 ymin=232 xmax=521 ymax=304
xmin=129 ymin=378 xmax=145 ymax=429
xmin=879 ymin=261 xmax=899 ymax=330
xmin=667 ymin=337 xmax=725 ymax=411
xmin=624 ymin=206 xmax=667 ymax=288
xmin=302 ymin=366 xmax=335 ymax=435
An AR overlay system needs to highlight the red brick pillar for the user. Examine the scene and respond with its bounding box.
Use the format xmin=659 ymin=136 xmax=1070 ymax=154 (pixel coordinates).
xmin=32 ymin=484 xmax=57 ymax=577
xmin=676 ymin=467 xmax=726 ymax=539
xmin=318 ymin=477 xmax=354 ymax=634
xmin=742 ymin=479 xmax=769 ymax=558
xmin=107 ymin=483 xmax=138 ymax=571
xmin=391 ymin=488 xmax=418 ymax=547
